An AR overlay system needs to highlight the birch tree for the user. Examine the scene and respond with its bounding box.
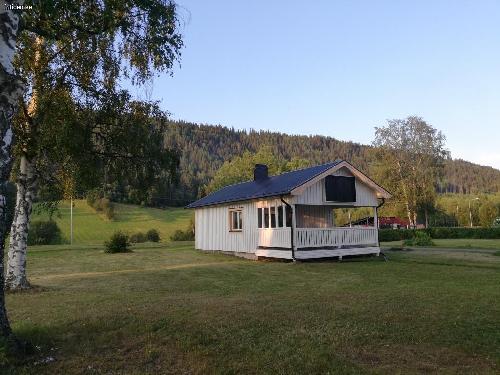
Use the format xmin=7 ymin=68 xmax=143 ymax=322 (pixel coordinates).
xmin=0 ymin=0 xmax=25 ymax=342
xmin=6 ymin=0 xmax=184 ymax=290
xmin=372 ymin=116 xmax=449 ymax=227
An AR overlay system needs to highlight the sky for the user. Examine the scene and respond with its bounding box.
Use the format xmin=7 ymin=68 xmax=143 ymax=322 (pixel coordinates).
xmin=132 ymin=0 xmax=500 ymax=170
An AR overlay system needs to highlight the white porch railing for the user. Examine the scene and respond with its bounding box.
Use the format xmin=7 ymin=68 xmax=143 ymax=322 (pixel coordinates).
xmin=294 ymin=227 xmax=378 ymax=248
xmin=258 ymin=228 xmax=291 ymax=248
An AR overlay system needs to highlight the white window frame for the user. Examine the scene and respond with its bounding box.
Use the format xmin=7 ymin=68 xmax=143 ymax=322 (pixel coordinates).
xmin=229 ymin=209 xmax=243 ymax=232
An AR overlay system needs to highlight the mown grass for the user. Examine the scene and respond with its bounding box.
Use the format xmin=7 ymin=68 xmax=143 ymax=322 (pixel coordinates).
xmin=32 ymin=200 xmax=192 ymax=244
xmin=382 ymin=238 xmax=500 ymax=250
xmin=3 ymin=243 xmax=500 ymax=374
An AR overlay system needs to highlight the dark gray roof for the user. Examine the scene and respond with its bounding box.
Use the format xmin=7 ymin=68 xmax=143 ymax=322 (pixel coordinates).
xmin=187 ymin=160 xmax=342 ymax=209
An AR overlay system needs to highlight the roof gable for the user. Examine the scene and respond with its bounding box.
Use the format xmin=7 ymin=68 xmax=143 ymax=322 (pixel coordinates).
xmin=291 ymin=160 xmax=392 ymax=199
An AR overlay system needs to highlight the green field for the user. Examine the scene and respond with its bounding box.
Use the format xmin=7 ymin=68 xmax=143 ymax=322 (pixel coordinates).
xmin=32 ymin=200 xmax=192 ymax=244
xmin=3 ymin=243 xmax=500 ymax=374
xmin=382 ymin=238 xmax=500 ymax=250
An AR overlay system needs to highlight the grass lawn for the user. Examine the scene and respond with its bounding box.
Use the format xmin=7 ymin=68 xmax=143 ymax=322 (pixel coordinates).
xmin=382 ymin=238 xmax=500 ymax=250
xmin=32 ymin=200 xmax=192 ymax=244
xmin=3 ymin=243 xmax=500 ymax=374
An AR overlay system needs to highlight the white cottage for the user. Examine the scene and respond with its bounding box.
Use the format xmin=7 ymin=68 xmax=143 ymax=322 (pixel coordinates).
xmin=187 ymin=160 xmax=392 ymax=260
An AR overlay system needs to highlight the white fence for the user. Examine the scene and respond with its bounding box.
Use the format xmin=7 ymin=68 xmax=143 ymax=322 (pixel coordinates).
xmin=294 ymin=227 xmax=378 ymax=248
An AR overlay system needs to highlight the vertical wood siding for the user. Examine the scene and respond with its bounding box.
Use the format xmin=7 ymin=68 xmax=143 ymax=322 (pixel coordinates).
xmin=292 ymin=167 xmax=378 ymax=207
xmin=195 ymin=201 xmax=259 ymax=252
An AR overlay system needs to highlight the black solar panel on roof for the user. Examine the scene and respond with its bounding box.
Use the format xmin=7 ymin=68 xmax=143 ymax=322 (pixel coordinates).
xmin=186 ymin=160 xmax=342 ymax=208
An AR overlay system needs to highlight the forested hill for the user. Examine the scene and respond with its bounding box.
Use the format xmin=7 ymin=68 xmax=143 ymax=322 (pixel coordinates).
xmin=163 ymin=120 xmax=500 ymax=204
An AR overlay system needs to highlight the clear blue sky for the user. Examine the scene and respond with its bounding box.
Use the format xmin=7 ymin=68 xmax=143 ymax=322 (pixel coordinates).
xmin=133 ymin=0 xmax=500 ymax=169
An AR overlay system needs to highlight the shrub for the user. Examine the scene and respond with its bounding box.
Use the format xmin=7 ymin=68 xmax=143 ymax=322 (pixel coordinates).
xmin=95 ymin=197 xmax=107 ymax=211
xmin=86 ymin=190 xmax=99 ymax=208
xmin=130 ymin=232 xmax=147 ymax=243
xmin=378 ymin=229 xmax=416 ymax=242
xmin=28 ymin=220 xmax=62 ymax=245
xmin=403 ymin=231 xmax=434 ymax=247
xmin=493 ymin=218 xmax=500 ymax=228
xmin=86 ymin=193 xmax=115 ymax=220
xmin=103 ymin=204 xmax=115 ymax=220
xmin=146 ymin=229 xmax=160 ymax=242
xmin=170 ymin=229 xmax=194 ymax=241
xmin=104 ymin=231 xmax=131 ymax=253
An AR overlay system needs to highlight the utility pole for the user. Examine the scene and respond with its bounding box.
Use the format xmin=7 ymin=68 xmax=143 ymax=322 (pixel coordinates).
xmin=70 ymin=197 xmax=73 ymax=245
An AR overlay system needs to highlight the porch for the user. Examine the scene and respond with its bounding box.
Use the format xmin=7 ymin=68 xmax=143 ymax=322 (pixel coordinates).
xmin=255 ymin=204 xmax=380 ymax=259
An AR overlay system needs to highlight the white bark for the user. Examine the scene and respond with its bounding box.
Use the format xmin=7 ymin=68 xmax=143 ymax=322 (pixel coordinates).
xmin=0 ymin=0 xmax=24 ymax=335
xmin=5 ymin=35 xmax=42 ymax=290
xmin=5 ymin=155 xmax=36 ymax=290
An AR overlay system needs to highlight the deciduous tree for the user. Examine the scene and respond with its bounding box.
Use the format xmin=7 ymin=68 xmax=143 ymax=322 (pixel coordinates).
xmin=372 ymin=116 xmax=449 ymax=227
xmin=0 ymin=0 xmax=25 ymax=343
xmin=6 ymin=0 xmax=184 ymax=290
xmin=479 ymin=199 xmax=499 ymax=227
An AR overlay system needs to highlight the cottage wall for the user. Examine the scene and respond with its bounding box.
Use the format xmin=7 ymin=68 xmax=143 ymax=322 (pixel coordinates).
xmin=195 ymin=197 xmax=292 ymax=252
xmin=195 ymin=201 xmax=259 ymax=252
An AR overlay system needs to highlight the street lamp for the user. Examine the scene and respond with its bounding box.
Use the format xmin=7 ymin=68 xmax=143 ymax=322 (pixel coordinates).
xmin=469 ymin=197 xmax=480 ymax=227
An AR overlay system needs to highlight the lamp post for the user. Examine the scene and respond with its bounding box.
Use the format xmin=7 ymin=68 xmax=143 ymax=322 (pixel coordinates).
xmin=469 ymin=197 xmax=479 ymax=227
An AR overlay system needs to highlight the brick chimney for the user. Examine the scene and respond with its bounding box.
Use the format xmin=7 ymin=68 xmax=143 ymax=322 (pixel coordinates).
xmin=253 ymin=164 xmax=269 ymax=181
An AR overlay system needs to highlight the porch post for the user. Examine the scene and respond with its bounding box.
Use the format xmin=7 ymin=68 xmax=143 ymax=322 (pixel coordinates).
xmin=292 ymin=204 xmax=297 ymax=252
xmin=374 ymin=206 xmax=379 ymax=229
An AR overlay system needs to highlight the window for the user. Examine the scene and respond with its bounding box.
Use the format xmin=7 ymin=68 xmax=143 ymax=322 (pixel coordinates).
xmin=260 ymin=205 xmax=290 ymax=228
xmin=277 ymin=206 xmax=284 ymax=227
xmin=325 ymin=175 xmax=356 ymax=202
xmin=229 ymin=209 xmax=243 ymax=231
xmin=270 ymin=207 xmax=276 ymax=228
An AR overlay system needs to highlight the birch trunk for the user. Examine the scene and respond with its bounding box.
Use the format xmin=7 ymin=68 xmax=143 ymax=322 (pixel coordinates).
xmin=5 ymin=155 xmax=36 ymax=290
xmin=0 ymin=1 xmax=25 ymax=338
xmin=5 ymin=36 xmax=42 ymax=290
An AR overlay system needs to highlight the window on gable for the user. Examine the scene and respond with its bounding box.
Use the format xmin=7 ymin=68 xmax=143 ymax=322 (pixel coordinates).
xmin=325 ymin=175 xmax=356 ymax=202
xmin=229 ymin=209 xmax=243 ymax=231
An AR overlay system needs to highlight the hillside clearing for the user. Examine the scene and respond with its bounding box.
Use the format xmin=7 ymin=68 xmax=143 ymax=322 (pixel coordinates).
xmin=3 ymin=243 xmax=500 ymax=374
xmin=32 ymin=200 xmax=191 ymax=244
